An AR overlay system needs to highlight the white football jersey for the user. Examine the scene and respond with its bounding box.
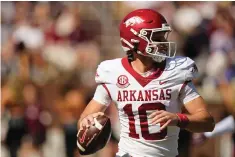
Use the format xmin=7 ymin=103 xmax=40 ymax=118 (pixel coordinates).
xmin=93 ymin=56 xmax=199 ymax=157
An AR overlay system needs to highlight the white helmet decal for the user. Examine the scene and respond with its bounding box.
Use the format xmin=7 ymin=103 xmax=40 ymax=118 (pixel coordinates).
xmin=125 ymin=16 xmax=144 ymax=27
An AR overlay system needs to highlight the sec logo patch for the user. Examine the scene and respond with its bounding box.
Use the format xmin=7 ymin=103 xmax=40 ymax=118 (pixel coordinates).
xmin=116 ymin=75 xmax=130 ymax=88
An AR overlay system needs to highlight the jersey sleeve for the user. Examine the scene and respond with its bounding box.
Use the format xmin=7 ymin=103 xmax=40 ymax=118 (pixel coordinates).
xmin=93 ymin=60 xmax=114 ymax=106
xmin=184 ymin=57 xmax=199 ymax=81
xmin=179 ymin=81 xmax=200 ymax=104
xmin=93 ymin=84 xmax=112 ymax=106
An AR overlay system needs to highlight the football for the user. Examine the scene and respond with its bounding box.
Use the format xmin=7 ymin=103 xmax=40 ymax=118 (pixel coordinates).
xmin=77 ymin=115 xmax=112 ymax=155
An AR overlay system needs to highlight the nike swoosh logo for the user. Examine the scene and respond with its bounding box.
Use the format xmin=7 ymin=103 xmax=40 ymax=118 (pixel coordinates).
xmin=159 ymin=80 xmax=168 ymax=85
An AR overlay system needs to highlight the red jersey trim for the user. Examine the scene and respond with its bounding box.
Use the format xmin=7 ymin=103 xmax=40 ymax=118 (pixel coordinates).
xmin=102 ymin=84 xmax=112 ymax=100
xmin=121 ymin=57 xmax=165 ymax=87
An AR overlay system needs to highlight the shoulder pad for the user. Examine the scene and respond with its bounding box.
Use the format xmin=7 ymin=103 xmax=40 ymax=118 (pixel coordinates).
xmin=95 ymin=59 xmax=121 ymax=84
xmin=166 ymin=56 xmax=198 ymax=81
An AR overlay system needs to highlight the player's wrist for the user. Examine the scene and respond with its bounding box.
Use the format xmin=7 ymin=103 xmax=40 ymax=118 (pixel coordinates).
xmin=175 ymin=113 xmax=189 ymax=128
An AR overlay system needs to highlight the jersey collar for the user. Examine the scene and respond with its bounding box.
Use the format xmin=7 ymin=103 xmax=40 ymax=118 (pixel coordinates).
xmin=121 ymin=57 xmax=165 ymax=87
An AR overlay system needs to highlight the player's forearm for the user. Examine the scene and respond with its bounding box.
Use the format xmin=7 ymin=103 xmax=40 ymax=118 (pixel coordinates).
xmin=184 ymin=111 xmax=215 ymax=132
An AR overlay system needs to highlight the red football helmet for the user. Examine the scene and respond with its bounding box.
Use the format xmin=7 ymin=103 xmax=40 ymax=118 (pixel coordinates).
xmin=119 ymin=9 xmax=176 ymax=62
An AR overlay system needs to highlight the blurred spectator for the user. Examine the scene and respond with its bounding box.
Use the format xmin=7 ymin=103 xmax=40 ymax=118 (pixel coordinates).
xmin=5 ymin=102 xmax=27 ymax=157
xmin=45 ymin=3 xmax=90 ymax=45
xmin=56 ymin=87 xmax=86 ymax=157
xmin=13 ymin=23 xmax=44 ymax=50
xmin=192 ymin=5 xmax=235 ymax=157
xmin=206 ymin=7 xmax=235 ymax=113
xmin=43 ymin=44 xmax=78 ymax=72
xmin=22 ymin=83 xmax=47 ymax=150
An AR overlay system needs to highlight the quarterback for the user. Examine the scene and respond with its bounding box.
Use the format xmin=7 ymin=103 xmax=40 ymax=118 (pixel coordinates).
xmin=78 ymin=9 xmax=215 ymax=157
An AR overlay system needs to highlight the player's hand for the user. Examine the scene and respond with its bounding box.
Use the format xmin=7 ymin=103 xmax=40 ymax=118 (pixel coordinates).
xmin=149 ymin=110 xmax=179 ymax=131
xmin=79 ymin=112 xmax=104 ymax=130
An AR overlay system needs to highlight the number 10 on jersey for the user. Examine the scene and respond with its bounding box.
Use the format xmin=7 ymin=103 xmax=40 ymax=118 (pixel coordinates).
xmin=123 ymin=102 xmax=167 ymax=140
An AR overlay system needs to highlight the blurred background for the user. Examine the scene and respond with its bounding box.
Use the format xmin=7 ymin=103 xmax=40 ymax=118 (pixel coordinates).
xmin=1 ymin=1 xmax=235 ymax=157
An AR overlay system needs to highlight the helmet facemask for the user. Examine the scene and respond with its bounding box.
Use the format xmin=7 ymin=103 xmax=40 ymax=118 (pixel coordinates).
xmin=138 ymin=26 xmax=177 ymax=62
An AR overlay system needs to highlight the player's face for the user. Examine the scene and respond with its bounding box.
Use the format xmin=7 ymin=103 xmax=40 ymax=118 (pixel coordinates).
xmin=151 ymin=31 xmax=168 ymax=55
xmin=151 ymin=31 xmax=168 ymax=42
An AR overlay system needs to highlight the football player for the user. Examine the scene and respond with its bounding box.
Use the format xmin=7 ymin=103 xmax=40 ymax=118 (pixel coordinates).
xmin=78 ymin=9 xmax=215 ymax=157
